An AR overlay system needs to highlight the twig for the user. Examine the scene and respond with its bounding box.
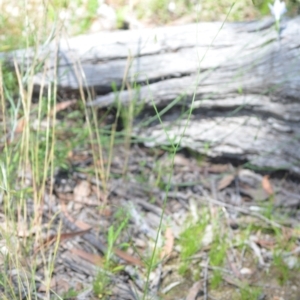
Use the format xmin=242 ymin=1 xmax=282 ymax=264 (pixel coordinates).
xmin=199 ymin=192 xmax=282 ymax=228
xmin=161 ymin=281 xmax=182 ymax=294
xmin=222 ymin=207 xmax=242 ymax=279
xmin=203 ymin=257 xmax=209 ymax=300
xmin=247 ymin=238 xmax=265 ymax=267
xmin=209 ymin=178 xmax=218 ymax=219
xmin=226 ymin=251 xmax=242 ymax=280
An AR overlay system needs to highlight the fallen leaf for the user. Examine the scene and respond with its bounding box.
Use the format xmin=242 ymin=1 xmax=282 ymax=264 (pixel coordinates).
xmin=222 ymin=275 xmax=247 ymax=288
xmin=0 ymin=220 xmax=40 ymax=238
xmin=160 ymin=227 xmax=174 ymax=260
xmin=217 ymin=174 xmax=235 ymax=191
xmin=240 ymin=185 xmax=269 ymax=201
xmin=207 ymin=164 xmax=229 ymax=174
xmin=186 ymin=280 xmax=203 ymax=300
xmin=5 ymin=118 xmax=26 ymax=144
xmin=98 ymin=205 xmax=112 ymax=217
xmin=49 ymin=99 xmax=77 ymax=116
xmin=74 ymin=180 xmax=91 ymax=199
xmin=113 ymin=248 xmax=143 ymax=267
xmin=262 ymin=175 xmax=274 ymax=195
xmin=61 ymin=202 xmax=143 ymax=266
xmin=255 ymin=238 xmax=276 ymax=249
xmin=56 ymin=192 xmax=74 ymax=202
xmin=15 ymin=118 xmax=26 ymax=133
xmin=70 ymin=248 xmax=104 ymax=266
xmin=238 ymin=169 xmax=262 ymax=187
xmin=173 ymin=154 xmax=191 ymax=166
xmin=34 ymin=228 xmax=91 ymax=253
xmin=67 ymin=150 xmax=73 ymax=158
xmin=38 ymin=277 xmax=69 ymax=293
xmin=61 ymin=201 xmax=91 ymax=230
xmin=227 ymin=251 xmax=242 ymax=279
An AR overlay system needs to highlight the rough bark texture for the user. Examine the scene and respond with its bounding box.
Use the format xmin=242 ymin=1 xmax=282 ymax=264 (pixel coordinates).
xmin=3 ymin=17 xmax=300 ymax=175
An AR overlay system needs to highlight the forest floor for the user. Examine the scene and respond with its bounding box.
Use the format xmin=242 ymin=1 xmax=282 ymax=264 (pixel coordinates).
xmin=39 ymin=145 xmax=300 ymax=299
xmin=1 ymin=1 xmax=300 ymax=299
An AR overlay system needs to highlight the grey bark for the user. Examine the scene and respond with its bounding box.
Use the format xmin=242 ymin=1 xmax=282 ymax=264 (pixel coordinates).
xmin=2 ymin=17 xmax=300 ymax=175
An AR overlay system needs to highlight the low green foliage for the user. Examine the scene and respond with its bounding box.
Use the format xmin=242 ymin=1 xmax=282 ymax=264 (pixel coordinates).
xmin=92 ymin=271 xmax=112 ymax=299
xmin=0 ymin=265 xmax=15 ymax=299
xmin=178 ymin=208 xmax=210 ymax=275
xmin=62 ymin=287 xmax=80 ymax=299
xmin=238 ymin=284 xmax=263 ymax=300
xmin=92 ymin=209 xmax=130 ymax=297
xmin=272 ymin=252 xmax=290 ymax=285
xmin=209 ymin=233 xmax=227 ymax=289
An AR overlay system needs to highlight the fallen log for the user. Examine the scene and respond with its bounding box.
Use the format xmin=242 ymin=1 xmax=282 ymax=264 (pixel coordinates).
xmin=2 ymin=17 xmax=300 ymax=175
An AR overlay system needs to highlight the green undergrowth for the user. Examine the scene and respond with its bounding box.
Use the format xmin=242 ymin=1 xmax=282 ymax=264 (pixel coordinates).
xmin=172 ymin=202 xmax=299 ymax=298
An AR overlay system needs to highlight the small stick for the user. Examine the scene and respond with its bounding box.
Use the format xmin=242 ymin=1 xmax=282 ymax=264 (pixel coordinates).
xmin=203 ymin=257 xmax=209 ymax=300
xmin=199 ymin=193 xmax=282 ymax=228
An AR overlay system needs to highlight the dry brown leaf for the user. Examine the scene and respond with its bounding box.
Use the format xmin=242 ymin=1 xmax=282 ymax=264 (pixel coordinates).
xmin=49 ymin=99 xmax=77 ymax=116
xmin=240 ymin=186 xmax=269 ymax=201
xmin=5 ymin=118 xmax=26 ymax=145
xmin=15 ymin=118 xmax=26 ymax=133
xmin=91 ymin=185 xmax=108 ymax=203
xmin=38 ymin=277 xmax=70 ymax=293
xmin=186 ymin=280 xmax=203 ymax=300
xmin=67 ymin=150 xmax=73 ymax=158
xmin=222 ymin=275 xmax=246 ymax=288
xmin=173 ymin=154 xmax=191 ymax=166
xmin=0 ymin=220 xmax=40 ymax=238
xmin=74 ymin=180 xmax=91 ymax=199
xmin=61 ymin=202 xmax=142 ymax=266
xmin=70 ymin=248 xmax=104 ymax=266
xmin=34 ymin=228 xmax=91 ymax=253
xmin=54 ymin=229 xmax=91 ymax=242
xmin=113 ymin=248 xmax=143 ymax=267
xmin=207 ymin=164 xmax=229 ymax=174
xmin=160 ymin=227 xmax=174 ymax=260
xmin=255 ymin=238 xmax=276 ymax=249
xmin=56 ymin=192 xmax=74 ymax=202
xmin=61 ymin=201 xmax=91 ymax=230
xmin=98 ymin=206 xmax=112 ymax=217
xmin=227 ymin=251 xmax=243 ymax=279
xmin=217 ymin=174 xmax=235 ymax=191
xmin=262 ymin=175 xmax=274 ymax=195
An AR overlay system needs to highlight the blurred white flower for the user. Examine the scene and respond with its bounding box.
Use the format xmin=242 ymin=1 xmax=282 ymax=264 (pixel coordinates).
xmin=59 ymin=9 xmax=71 ymax=21
xmin=5 ymin=5 xmax=20 ymax=17
xmin=168 ymin=2 xmax=176 ymax=13
xmin=268 ymin=0 xmax=286 ymax=22
xmin=75 ymin=7 xmax=85 ymax=18
xmin=195 ymin=4 xmax=202 ymax=13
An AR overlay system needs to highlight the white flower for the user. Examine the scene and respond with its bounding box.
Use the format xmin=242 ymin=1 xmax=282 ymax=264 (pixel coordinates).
xmin=168 ymin=2 xmax=176 ymax=13
xmin=268 ymin=0 xmax=287 ymax=22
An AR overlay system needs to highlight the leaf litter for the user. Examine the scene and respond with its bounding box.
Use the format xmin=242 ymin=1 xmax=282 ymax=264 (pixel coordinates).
xmin=1 ymin=144 xmax=300 ymax=299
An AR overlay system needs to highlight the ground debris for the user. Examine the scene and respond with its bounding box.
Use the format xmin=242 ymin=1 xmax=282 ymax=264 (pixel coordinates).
xmin=3 ymin=145 xmax=300 ymax=299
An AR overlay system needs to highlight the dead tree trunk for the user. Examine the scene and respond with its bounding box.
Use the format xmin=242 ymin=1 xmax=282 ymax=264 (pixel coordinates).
xmin=3 ymin=17 xmax=300 ymax=175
